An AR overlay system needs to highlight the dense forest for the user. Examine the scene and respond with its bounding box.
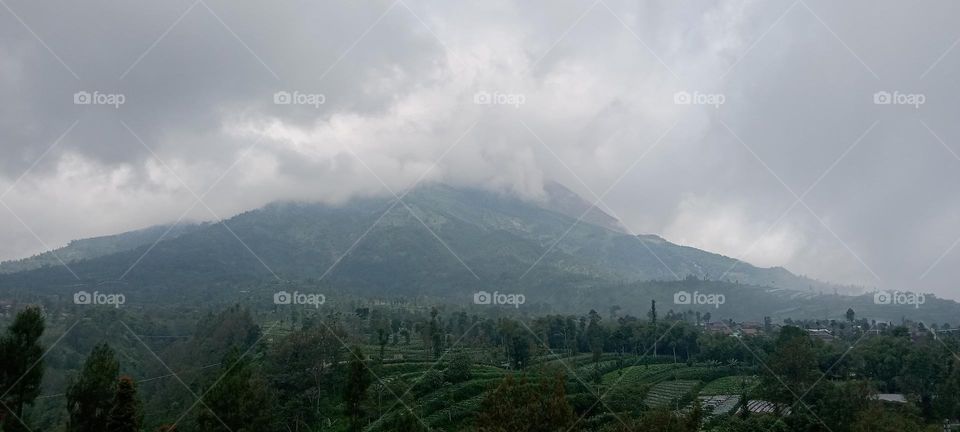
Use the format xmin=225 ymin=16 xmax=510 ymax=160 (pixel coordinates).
xmin=0 ymin=298 xmax=957 ymax=431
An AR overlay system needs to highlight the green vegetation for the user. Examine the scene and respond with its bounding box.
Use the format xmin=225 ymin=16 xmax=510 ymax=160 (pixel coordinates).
xmin=0 ymin=301 xmax=950 ymax=431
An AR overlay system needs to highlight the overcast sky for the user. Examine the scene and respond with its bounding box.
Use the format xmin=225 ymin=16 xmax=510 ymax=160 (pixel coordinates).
xmin=1 ymin=0 xmax=958 ymax=298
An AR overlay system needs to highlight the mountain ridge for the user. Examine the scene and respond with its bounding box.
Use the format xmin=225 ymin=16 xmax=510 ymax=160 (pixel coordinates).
xmin=0 ymin=183 xmax=851 ymax=299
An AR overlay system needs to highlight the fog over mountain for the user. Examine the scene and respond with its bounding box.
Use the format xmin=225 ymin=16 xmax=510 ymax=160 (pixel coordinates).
xmin=1 ymin=0 xmax=959 ymax=299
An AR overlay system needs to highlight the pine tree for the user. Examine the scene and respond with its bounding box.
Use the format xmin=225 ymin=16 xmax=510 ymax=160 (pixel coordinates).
xmin=0 ymin=306 xmax=45 ymax=432
xmin=196 ymin=349 xmax=275 ymax=432
xmin=343 ymin=347 xmax=371 ymax=432
xmin=66 ymin=343 xmax=119 ymax=432
xmin=107 ymin=376 xmax=142 ymax=432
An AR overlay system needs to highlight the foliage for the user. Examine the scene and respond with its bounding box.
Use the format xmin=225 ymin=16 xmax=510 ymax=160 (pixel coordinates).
xmin=477 ymin=372 xmax=574 ymax=432
xmin=66 ymin=343 xmax=119 ymax=432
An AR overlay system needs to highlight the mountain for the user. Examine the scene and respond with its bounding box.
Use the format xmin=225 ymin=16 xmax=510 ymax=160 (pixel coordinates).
xmin=0 ymin=223 xmax=199 ymax=274
xmin=0 ymin=183 xmax=850 ymax=305
xmin=541 ymin=181 xmax=626 ymax=233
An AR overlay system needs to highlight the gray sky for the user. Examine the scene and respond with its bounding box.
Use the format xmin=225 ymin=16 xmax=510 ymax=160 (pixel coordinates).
xmin=1 ymin=0 xmax=959 ymax=299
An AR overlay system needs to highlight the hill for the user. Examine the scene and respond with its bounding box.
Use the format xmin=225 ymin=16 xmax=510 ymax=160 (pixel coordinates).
xmin=0 ymin=183 xmax=858 ymax=306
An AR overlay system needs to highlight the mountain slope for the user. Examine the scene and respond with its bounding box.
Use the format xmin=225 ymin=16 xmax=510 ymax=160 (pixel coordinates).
xmin=0 ymin=223 xmax=199 ymax=274
xmin=0 ymin=184 xmax=844 ymax=301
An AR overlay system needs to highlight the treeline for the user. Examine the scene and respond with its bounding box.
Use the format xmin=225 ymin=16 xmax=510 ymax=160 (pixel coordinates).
xmin=6 ymin=302 xmax=960 ymax=431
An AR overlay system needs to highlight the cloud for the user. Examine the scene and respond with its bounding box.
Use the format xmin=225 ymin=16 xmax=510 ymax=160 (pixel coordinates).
xmin=1 ymin=0 xmax=960 ymax=299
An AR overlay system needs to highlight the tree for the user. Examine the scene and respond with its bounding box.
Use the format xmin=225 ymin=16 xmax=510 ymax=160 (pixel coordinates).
xmin=0 ymin=306 xmax=45 ymax=432
xmin=478 ymin=372 xmax=574 ymax=432
xmin=649 ymin=300 xmax=657 ymax=324
xmin=196 ymin=349 xmax=275 ymax=432
xmin=66 ymin=343 xmax=120 ymax=432
xmin=846 ymin=308 xmax=855 ymax=323
xmin=586 ymin=310 xmax=604 ymax=364
xmin=264 ymin=319 xmax=344 ymax=430
xmin=344 ymin=347 xmax=372 ymax=432
xmin=107 ymin=376 xmax=142 ymax=432
xmin=761 ymin=326 xmax=817 ymax=408
xmin=443 ymin=351 xmax=473 ymax=383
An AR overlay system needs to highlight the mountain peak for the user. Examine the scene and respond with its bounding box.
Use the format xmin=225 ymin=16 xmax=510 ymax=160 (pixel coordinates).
xmin=541 ymin=181 xmax=627 ymax=233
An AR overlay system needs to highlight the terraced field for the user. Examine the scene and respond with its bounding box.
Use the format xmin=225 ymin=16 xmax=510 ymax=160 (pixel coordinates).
xmin=700 ymin=375 xmax=757 ymax=396
xmin=361 ymin=355 xmax=751 ymax=431
xmin=644 ymin=380 xmax=701 ymax=408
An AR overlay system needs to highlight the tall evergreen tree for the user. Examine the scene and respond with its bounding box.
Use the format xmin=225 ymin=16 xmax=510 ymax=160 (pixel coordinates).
xmin=66 ymin=343 xmax=119 ymax=432
xmin=343 ymin=347 xmax=371 ymax=432
xmin=196 ymin=349 xmax=275 ymax=432
xmin=107 ymin=376 xmax=142 ymax=432
xmin=0 ymin=306 xmax=45 ymax=432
